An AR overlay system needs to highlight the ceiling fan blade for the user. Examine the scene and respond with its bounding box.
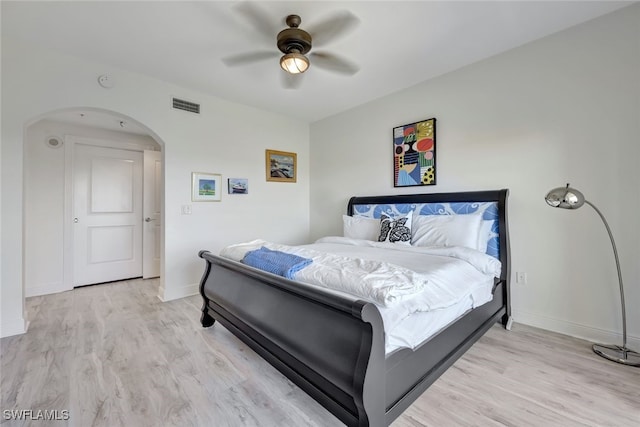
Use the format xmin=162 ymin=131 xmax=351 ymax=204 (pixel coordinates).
xmin=222 ymin=51 xmax=278 ymax=67
xmin=310 ymin=52 xmax=360 ymax=75
xmin=307 ymin=10 xmax=360 ymax=47
xmin=281 ymin=71 xmax=304 ymax=90
xmin=233 ymin=1 xmax=278 ymax=42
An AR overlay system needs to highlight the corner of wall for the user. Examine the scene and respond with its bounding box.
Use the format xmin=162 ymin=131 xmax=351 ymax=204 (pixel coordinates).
xmin=157 ymin=282 xmax=199 ymax=302
xmin=0 ymin=316 xmax=28 ymax=338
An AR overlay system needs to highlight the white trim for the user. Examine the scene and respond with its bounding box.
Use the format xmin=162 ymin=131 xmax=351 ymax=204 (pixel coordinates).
xmin=65 ymin=134 xmax=158 ymax=153
xmin=25 ymin=281 xmax=70 ymax=297
xmin=514 ymin=309 xmax=640 ymax=352
xmin=158 ymin=282 xmax=199 ymax=302
xmin=63 ymin=136 xmax=74 ymax=290
xmin=0 ymin=317 xmax=29 ymax=338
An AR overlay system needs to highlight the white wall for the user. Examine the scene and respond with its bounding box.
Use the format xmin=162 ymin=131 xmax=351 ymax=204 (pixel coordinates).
xmin=1 ymin=38 xmax=310 ymax=337
xmin=310 ymin=6 xmax=640 ymax=348
xmin=24 ymin=120 xmax=159 ymax=297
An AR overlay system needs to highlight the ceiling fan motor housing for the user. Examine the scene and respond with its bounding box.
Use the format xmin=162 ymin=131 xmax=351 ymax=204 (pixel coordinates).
xmin=277 ymin=15 xmax=312 ymax=54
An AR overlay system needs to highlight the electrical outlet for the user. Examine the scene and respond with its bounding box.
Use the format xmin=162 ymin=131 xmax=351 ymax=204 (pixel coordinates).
xmin=516 ymin=272 xmax=527 ymax=284
xmin=181 ymin=204 xmax=192 ymax=215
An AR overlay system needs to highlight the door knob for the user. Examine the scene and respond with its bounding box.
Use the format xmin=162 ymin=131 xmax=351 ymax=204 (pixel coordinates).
xmin=145 ymin=217 xmax=156 ymax=222
xmin=73 ymin=218 xmax=79 ymax=223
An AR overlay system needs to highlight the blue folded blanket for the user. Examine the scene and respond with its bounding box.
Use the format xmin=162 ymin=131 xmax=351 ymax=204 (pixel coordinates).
xmin=241 ymin=246 xmax=313 ymax=279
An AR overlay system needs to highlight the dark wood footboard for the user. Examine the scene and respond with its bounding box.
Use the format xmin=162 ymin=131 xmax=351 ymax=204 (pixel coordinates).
xmin=199 ymin=251 xmax=386 ymax=427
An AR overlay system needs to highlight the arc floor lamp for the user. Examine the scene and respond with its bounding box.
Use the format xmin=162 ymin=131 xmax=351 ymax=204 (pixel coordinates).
xmin=545 ymin=184 xmax=639 ymax=367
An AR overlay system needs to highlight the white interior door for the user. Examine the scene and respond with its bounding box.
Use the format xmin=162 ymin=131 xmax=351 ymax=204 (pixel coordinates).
xmin=143 ymin=150 xmax=161 ymax=278
xmin=73 ymin=144 xmax=143 ymax=286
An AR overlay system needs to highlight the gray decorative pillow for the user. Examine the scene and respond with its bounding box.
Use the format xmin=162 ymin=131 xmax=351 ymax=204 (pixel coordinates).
xmin=378 ymin=211 xmax=413 ymax=245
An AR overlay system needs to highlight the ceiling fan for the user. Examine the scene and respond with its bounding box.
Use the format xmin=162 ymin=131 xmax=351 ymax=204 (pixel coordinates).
xmin=222 ymin=3 xmax=360 ymax=88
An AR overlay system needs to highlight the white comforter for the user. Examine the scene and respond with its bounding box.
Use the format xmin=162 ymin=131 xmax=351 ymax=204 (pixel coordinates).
xmin=220 ymin=236 xmax=501 ymax=333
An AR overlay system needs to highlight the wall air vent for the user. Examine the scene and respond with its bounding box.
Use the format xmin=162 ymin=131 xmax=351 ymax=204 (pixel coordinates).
xmin=172 ymin=97 xmax=200 ymax=114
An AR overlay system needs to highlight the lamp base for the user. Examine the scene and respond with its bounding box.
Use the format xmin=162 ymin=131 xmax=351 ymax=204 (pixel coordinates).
xmin=592 ymin=344 xmax=640 ymax=367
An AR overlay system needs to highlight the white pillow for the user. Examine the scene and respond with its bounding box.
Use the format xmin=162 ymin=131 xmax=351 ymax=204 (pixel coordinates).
xmin=411 ymin=213 xmax=483 ymax=250
xmin=477 ymin=220 xmax=494 ymax=253
xmin=378 ymin=211 xmax=413 ymax=245
xmin=342 ymin=215 xmax=380 ymax=241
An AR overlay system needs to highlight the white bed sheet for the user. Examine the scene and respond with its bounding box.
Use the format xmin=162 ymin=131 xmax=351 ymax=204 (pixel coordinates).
xmin=308 ymin=238 xmax=497 ymax=354
xmin=385 ymin=281 xmax=493 ymax=354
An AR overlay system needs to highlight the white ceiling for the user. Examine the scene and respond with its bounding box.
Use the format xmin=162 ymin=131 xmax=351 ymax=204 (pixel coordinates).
xmin=2 ymin=1 xmax=633 ymax=125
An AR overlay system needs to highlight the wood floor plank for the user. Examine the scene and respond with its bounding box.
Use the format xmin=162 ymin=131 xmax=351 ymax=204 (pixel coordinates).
xmin=1 ymin=278 xmax=638 ymax=426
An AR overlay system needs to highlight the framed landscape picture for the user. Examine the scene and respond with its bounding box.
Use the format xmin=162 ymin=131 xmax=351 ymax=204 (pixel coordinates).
xmin=393 ymin=117 xmax=436 ymax=187
xmin=266 ymin=149 xmax=296 ymax=183
xmin=192 ymin=172 xmax=222 ymax=202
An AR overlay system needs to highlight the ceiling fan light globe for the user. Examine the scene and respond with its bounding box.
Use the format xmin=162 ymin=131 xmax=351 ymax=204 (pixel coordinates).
xmin=280 ymin=53 xmax=309 ymax=74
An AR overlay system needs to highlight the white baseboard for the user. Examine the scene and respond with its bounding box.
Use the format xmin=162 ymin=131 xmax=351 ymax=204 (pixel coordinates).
xmin=0 ymin=317 xmax=29 ymax=338
xmin=157 ymin=282 xmax=199 ymax=302
xmin=25 ymin=281 xmax=70 ymax=297
xmin=514 ymin=310 xmax=640 ymax=352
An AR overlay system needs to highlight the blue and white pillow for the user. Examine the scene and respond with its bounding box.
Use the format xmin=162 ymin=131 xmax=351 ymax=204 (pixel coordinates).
xmin=378 ymin=211 xmax=413 ymax=245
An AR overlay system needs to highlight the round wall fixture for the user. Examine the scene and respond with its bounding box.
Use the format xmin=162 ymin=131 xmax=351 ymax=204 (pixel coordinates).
xmin=45 ymin=135 xmax=63 ymax=149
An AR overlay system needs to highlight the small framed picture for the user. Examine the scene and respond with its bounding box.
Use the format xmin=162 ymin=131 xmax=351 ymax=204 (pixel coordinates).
xmin=191 ymin=172 xmax=222 ymax=202
xmin=266 ymin=149 xmax=296 ymax=183
xmin=228 ymin=178 xmax=248 ymax=194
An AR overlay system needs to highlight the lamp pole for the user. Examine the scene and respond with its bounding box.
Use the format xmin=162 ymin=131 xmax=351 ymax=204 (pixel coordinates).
xmin=584 ymin=200 xmax=627 ymax=351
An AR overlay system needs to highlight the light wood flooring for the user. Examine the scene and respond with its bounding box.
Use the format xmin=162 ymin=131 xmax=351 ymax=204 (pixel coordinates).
xmin=1 ymin=278 xmax=639 ymax=426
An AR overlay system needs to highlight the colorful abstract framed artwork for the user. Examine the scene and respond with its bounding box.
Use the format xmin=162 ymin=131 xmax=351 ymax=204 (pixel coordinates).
xmin=393 ymin=118 xmax=436 ymax=187
xmin=192 ymin=172 xmax=222 ymax=202
xmin=266 ymin=149 xmax=297 ymax=183
xmin=228 ymin=178 xmax=248 ymax=194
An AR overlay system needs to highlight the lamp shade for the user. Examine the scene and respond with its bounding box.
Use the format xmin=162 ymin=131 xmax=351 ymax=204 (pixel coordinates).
xmin=280 ymin=52 xmax=309 ymax=74
xmin=544 ymin=183 xmax=585 ymax=209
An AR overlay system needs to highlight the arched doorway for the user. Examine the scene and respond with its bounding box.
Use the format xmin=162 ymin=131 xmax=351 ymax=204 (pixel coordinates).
xmin=23 ymin=107 xmax=165 ymax=299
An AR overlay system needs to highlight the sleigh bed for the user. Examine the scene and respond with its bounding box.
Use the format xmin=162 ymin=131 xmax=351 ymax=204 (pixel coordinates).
xmin=198 ymin=189 xmax=510 ymax=427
